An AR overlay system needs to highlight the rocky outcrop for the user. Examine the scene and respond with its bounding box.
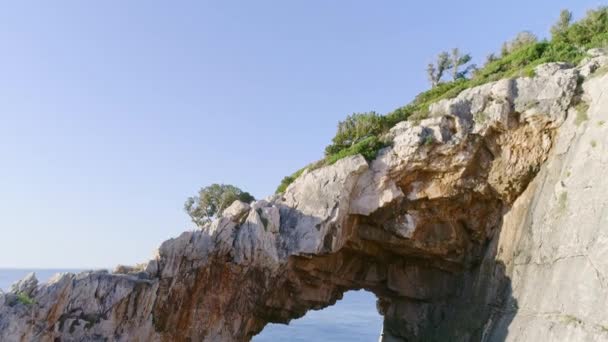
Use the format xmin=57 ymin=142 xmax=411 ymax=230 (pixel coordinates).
xmin=486 ymin=51 xmax=608 ymax=341
xmin=1 ymin=50 xmax=607 ymax=342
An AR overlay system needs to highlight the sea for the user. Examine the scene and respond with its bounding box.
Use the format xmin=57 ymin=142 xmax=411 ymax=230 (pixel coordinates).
xmin=0 ymin=269 xmax=382 ymax=341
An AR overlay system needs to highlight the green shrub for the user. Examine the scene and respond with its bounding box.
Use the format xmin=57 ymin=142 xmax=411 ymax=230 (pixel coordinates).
xmin=563 ymin=7 xmax=608 ymax=48
xmin=275 ymin=137 xmax=389 ymax=194
xmin=185 ymin=184 xmax=255 ymax=226
xmin=542 ymin=41 xmax=585 ymax=64
xmin=275 ymin=7 xmax=608 ymax=193
xmin=324 ymin=136 xmax=389 ymax=165
xmin=324 ymin=112 xmax=388 ymax=156
xmin=319 ymin=8 xmax=605 ymax=170
xmin=16 ymin=292 xmax=35 ymax=306
xmin=275 ymin=166 xmax=308 ymax=194
xmin=384 ymin=104 xmax=415 ymax=127
xmin=411 ymin=80 xmax=467 ymax=106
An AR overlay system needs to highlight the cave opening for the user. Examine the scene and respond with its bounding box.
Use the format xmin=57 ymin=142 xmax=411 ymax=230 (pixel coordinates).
xmin=252 ymin=290 xmax=382 ymax=341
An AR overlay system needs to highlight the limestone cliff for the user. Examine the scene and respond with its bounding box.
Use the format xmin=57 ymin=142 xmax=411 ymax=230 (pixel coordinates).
xmin=1 ymin=49 xmax=608 ymax=342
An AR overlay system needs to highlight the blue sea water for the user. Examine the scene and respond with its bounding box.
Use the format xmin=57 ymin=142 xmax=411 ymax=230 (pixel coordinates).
xmin=0 ymin=269 xmax=382 ymax=341
xmin=254 ymin=290 xmax=382 ymax=341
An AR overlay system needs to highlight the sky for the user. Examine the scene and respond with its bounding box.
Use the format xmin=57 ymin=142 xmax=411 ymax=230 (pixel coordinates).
xmin=0 ymin=0 xmax=603 ymax=268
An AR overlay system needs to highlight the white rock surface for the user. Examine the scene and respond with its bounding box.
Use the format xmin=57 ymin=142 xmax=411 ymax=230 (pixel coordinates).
xmin=486 ymin=55 xmax=608 ymax=342
xmin=222 ymin=200 xmax=251 ymax=221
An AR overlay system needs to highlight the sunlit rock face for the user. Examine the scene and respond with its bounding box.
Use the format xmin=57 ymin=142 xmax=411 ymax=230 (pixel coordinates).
xmin=1 ymin=51 xmax=608 ymax=342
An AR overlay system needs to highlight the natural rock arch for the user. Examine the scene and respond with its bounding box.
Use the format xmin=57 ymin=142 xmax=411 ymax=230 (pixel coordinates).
xmin=2 ymin=54 xmax=608 ymax=341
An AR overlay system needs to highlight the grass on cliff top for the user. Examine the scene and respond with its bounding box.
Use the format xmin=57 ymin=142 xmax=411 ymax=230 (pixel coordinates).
xmin=275 ymin=7 xmax=608 ymax=194
xmin=276 ymin=136 xmax=389 ymax=193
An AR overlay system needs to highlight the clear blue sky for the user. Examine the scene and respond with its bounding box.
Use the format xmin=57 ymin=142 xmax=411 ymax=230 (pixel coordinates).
xmin=0 ymin=1 xmax=602 ymax=268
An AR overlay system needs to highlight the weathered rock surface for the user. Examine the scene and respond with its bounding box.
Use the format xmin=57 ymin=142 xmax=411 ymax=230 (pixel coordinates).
xmin=1 ymin=51 xmax=607 ymax=342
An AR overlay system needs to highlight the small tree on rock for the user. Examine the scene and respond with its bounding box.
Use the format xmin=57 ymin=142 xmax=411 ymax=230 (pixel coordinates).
xmin=485 ymin=53 xmax=498 ymax=65
xmin=500 ymin=31 xmax=538 ymax=57
xmin=184 ymin=183 xmax=254 ymax=227
xmin=551 ymin=9 xmax=573 ymax=41
xmin=427 ymin=51 xmax=451 ymax=87
xmin=563 ymin=7 xmax=608 ymax=47
xmin=500 ymin=42 xmax=509 ymax=57
xmin=450 ymin=48 xmax=476 ymax=80
xmin=508 ymin=31 xmax=538 ymax=53
xmin=325 ymin=111 xmax=386 ymax=155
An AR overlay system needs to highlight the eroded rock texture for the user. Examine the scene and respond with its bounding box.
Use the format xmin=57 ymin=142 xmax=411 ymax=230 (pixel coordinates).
xmin=1 ymin=50 xmax=608 ymax=342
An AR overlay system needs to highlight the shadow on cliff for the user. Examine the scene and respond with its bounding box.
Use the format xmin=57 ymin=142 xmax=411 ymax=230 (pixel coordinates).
xmin=398 ymin=233 xmax=519 ymax=342
xmin=249 ymin=213 xmax=519 ymax=342
xmin=482 ymin=260 xmax=518 ymax=342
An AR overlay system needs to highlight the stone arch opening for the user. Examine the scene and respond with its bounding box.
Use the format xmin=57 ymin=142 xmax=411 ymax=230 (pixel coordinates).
xmin=253 ymin=289 xmax=382 ymax=341
xmin=149 ymin=115 xmax=549 ymax=341
xmin=242 ymin=211 xmax=517 ymax=342
xmin=241 ymin=213 xmax=482 ymax=341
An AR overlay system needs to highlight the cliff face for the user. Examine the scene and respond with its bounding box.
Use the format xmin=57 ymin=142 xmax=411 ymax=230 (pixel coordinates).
xmin=1 ymin=50 xmax=607 ymax=342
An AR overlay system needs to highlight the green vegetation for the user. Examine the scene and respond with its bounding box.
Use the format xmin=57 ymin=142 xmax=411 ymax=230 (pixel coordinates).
xmin=324 ymin=111 xmax=388 ymax=156
xmin=575 ymin=102 xmax=590 ymax=125
xmin=598 ymin=120 xmax=605 ymax=126
xmin=274 ymin=7 xmax=608 ymax=193
xmin=591 ymin=139 xmax=598 ymax=148
xmin=16 ymin=292 xmax=35 ymax=306
xmin=503 ymin=31 xmax=539 ymax=55
xmin=325 ymin=136 xmax=389 ymax=165
xmin=276 ymin=166 xmax=309 ymax=194
xmin=450 ymin=48 xmax=477 ymax=80
xmin=556 ymin=8 xmax=608 ymax=49
xmin=551 ymin=10 xmax=573 ymax=41
xmin=185 ymin=184 xmax=254 ymax=227
xmin=275 ymin=136 xmax=389 ymax=193
xmin=426 ymin=48 xmax=476 ymax=87
xmin=426 ymin=51 xmax=451 ymax=88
